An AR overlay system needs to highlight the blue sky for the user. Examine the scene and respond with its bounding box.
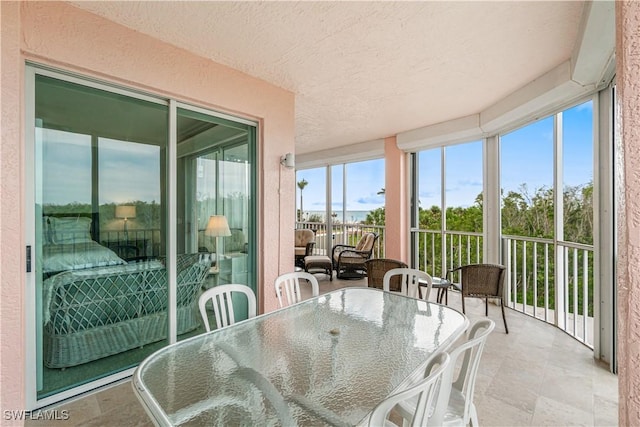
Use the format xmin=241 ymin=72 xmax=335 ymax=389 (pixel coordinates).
xmin=44 ymin=99 xmax=593 ymax=212
xmin=297 ymin=100 xmax=594 ymax=213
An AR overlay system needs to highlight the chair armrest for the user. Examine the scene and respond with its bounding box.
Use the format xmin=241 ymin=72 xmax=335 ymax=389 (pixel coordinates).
xmin=446 ymin=266 xmax=463 ymax=281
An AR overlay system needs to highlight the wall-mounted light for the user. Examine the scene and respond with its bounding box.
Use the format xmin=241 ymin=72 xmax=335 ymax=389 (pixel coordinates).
xmin=280 ymin=153 xmax=295 ymax=169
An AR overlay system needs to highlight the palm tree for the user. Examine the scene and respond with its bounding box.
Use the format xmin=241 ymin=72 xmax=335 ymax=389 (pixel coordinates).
xmin=297 ymin=179 xmax=308 ymax=221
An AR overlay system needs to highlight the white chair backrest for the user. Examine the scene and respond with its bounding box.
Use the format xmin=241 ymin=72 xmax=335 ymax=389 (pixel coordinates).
xmin=383 ymin=268 xmax=433 ymax=300
xmin=368 ymin=352 xmax=450 ymax=427
xmin=445 ymin=319 xmax=495 ymax=424
xmin=395 ymin=319 xmax=495 ymax=427
xmin=198 ymin=284 xmax=257 ymax=332
xmin=274 ymin=271 xmax=319 ymax=308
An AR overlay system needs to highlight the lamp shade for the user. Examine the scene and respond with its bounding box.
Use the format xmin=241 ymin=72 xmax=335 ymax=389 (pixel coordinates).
xmin=115 ymin=205 xmax=136 ymax=219
xmin=205 ymin=215 xmax=231 ymax=237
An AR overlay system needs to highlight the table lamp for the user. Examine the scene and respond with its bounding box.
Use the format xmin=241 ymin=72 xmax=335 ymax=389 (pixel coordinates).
xmin=115 ymin=205 xmax=136 ymax=241
xmin=205 ymin=215 xmax=231 ymax=272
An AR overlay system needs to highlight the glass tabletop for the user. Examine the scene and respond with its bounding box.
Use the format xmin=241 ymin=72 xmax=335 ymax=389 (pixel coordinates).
xmin=133 ymin=287 xmax=468 ymax=426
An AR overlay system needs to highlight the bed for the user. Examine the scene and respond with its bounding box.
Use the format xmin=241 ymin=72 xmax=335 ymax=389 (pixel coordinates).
xmin=40 ymin=214 xmax=209 ymax=368
xmin=42 ymin=215 xmax=126 ymax=274
xmin=42 ymin=254 xmax=209 ymax=368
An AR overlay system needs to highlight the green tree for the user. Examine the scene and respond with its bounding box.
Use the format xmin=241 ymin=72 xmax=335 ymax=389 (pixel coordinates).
xmin=364 ymin=207 xmax=385 ymax=225
xmin=297 ymin=179 xmax=308 ymax=221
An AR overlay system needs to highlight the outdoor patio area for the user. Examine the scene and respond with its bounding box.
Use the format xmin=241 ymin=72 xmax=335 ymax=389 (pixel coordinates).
xmin=25 ymin=274 xmax=618 ymax=427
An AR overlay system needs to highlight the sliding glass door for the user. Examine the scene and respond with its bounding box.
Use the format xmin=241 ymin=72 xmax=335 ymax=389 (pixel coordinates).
xmin=27 ymin=68 xmax=257 ymax=407
xmin=176 ymin=106 xmax=256 ymax=334
xmin=33 ymin=73 xmax=168 ymax=399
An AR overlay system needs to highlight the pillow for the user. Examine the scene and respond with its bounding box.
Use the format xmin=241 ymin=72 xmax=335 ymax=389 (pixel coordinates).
xmin=51 ymin=217 xmax=92 ymax=244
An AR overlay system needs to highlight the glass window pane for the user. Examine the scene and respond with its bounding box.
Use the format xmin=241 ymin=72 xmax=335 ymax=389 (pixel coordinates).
xmin=346 ymin=159 xmax=385 ymax=225
xmin=500 ymin=116 xmax=554 ymax=238
xmin=35 ymin=74 xmax=167 ymax=398
xmin=445 ymin=141 xmax=483 ymax=232
xmin=418 ymin=149 xmax=442 ymax=230
xmin=416 ymin=149 xmax=442 ymax=276
xmin=563 ymin=101 xmax=594 ymax=245
xmin=296 ymin=167 xmax=327 ymax=252
xmin=177 ymin=107 xmax=256 ymax=333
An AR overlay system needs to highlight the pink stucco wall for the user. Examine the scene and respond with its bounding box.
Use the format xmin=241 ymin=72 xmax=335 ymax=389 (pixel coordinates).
xmin=616 ymin=2 xmax=640 ymax=424
xmin=384 ymin=137 xmax=408 ymax=262
xmin=1 ymin=1 xmax=294 ymax=417
xmin=1 ymin=1 xmax=26 ymax=422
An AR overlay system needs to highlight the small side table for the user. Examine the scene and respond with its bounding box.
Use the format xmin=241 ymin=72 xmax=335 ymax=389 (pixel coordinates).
xmin=420 ymin=277 xmax=460 ymax=305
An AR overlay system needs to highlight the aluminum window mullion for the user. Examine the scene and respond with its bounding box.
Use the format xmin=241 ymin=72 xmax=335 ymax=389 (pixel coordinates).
xmin=168 ymin=100 xmax=177 ymax=343
xmin=32 ymin=65 xmax=166 ymax=105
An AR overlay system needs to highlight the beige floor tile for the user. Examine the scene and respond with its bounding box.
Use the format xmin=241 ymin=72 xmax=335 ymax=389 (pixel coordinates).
xmin=531 ymin=395 xmax=594 ymax=426
xmin=593 ymin=394 xmax=618 ymax=427
xmin=96 ymin=381 xmax=140 ymax=414
xmin=539 ymin=364 xmax=594 ymax=413
xmin=476 ymin=394 xmax=534 ymax=426
xmin=25 ymin=394 xmax=101 ymax=427
xmin=81 ymin=400 xmax=152 ymax=427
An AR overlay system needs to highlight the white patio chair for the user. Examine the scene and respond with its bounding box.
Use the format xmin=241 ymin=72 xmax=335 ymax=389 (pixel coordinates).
xmin=274 ymin=271 xmax=319 ymax=308
xmin=396 ymin=319 xmax=496 ymax=427
xmin=383 ymin=268 xmax=433 ymax=300
xmin=368 ymin=352 xmax=450 ymax=427
xmin=198 ymin=284 xmax=257 ymax=332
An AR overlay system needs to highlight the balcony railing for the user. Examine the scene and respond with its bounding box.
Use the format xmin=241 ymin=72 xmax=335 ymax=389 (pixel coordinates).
xmin=503 ymin=236 xmax=594 ymax=347
xmin=413 ymin=229 xmax=483 ymax=279
xmin=296 ymin=222 xmax=385 ymax=258
xmin=412 ymin=229 xmax=594 ymax=348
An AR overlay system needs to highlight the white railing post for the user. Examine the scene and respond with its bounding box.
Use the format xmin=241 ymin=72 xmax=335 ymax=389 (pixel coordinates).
xmin=503 ymin=237 xmax=512 ymax=308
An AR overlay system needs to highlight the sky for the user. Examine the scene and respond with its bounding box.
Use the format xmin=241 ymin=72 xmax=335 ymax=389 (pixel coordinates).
xmin=43 ymin=99 xmax=593 ymax=215
xmin=297 ymin=99 xmax=594 ymax=214
xmin=42 ymin=130 xmax=161 ymax=205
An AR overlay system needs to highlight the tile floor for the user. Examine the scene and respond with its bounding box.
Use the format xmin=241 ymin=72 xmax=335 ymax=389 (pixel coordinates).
xmin=26 ymin=275 xmax=618 ymax=427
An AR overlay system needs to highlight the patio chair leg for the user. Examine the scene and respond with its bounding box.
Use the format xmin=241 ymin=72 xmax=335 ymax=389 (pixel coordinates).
xmin=500 ymin=298 xmax=509 ymax=334
xmin=461 ymin=295 xmax=466 ymax=314
xmin=485 ymin=298 xmax=489 ymax=316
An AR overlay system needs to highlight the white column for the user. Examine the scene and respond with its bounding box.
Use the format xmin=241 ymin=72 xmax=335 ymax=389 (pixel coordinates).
xmin=554 ymin=112 xmax=566 ymax=329
xmin=483 ymin=136 xmax=501 ymax=264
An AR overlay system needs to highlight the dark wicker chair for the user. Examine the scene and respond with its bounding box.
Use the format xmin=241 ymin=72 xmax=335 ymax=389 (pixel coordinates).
xmin=332 ymin=232 xmax=379 ymax=279
xmin=447 ymin=263 xmax=508 ymax=333
xmin=365 ymin=258 xmax=408 ymax=291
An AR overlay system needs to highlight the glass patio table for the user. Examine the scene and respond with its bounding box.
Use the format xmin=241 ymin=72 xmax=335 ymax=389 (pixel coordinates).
xmin=132 ymin=287 xmax=468 ymax=426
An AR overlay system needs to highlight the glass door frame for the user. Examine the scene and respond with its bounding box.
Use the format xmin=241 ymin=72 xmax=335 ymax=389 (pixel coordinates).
xmin=25 ymin=64 xmax=258 ymax=409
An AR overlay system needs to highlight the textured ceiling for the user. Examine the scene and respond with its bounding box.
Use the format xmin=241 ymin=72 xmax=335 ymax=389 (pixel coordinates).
xmin=69 ymin=1 xmax=584 ymax=154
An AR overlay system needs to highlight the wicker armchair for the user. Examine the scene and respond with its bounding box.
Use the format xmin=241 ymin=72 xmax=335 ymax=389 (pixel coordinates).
xmin=365 ymin=258 xmax=408 ymax=291
xmin=294 ymin=229 xmax=316 ymax=268
xmin=332 ymin=232 xmax=378 ymax=279
xmin=447 ymin=263 xmax=508 ymax=333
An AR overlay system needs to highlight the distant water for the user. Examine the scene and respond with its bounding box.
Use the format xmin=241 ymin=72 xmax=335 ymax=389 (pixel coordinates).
xmin=302 ymin=210 xmax=370 ymax=223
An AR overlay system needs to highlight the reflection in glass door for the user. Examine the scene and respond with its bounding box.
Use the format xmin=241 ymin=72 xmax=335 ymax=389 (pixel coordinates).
xmin=29 ymin=70 xmax=257 ymax=407
xmin=33 ymin=74 xmax=168 ymax=399
xmin=177 ymin=107 xmax=256 ymax=335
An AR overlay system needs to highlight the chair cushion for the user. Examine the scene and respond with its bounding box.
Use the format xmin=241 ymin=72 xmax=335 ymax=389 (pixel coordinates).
xmin=305 ymin=255 xmax=332 ymax=269
xmin=295 ymin=229 xmax=314 ymax=246
xmin=355 ymin=233 xmax=375 ymax=251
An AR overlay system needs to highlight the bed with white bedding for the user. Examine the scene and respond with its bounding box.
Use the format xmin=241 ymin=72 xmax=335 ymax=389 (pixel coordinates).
xmin=42 ymin=215 xmax=126 ymax=274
